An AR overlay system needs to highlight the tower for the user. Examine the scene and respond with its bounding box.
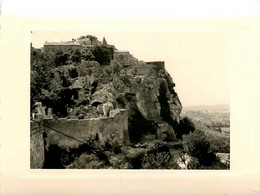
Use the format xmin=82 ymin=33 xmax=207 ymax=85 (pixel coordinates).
xmin=102 ymin=37 xmax=108 ymax=46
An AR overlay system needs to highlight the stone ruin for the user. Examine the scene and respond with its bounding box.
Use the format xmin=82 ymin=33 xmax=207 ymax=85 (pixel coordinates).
xmin=32 ymin=102 xmax=53 ymax=120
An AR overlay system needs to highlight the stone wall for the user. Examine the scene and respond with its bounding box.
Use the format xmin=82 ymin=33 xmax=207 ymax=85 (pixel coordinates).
xmin=42 ymin=45 xmax=82 ymax=55
xmin=30 ymin=120 xmax=45 ymax=169
xmin=43 ymin=109 xmax=130 ymax=150
xmin=146 ymin=61 xmax=165 ymax=70
xmin=114 ymin=51 xmax=130 ymax=65
xmin=125 ymin=64 xmax=159 ymax=78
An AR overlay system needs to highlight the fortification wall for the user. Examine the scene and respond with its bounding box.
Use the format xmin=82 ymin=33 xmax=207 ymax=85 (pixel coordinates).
xmin=146 ymin=61 xmax=165 ymax=70
xmin=42 ymin=45 xmax=82 ymax=54
xmin=30 ymin=120 xmax=45 ymax=169
xmin=114 ymin=51 xmax=130 ymax=65
xmin=43 ymin=109 xmax=130 ymax=150
xmin=125 ymin=64 xmax=159 ymax=78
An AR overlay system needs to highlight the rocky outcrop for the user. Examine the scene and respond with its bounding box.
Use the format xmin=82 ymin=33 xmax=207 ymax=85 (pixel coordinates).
xmin=113 ymin=64 xmax=181 ymax=142
xmin=31 ymin=35 xmax=182 ymax=143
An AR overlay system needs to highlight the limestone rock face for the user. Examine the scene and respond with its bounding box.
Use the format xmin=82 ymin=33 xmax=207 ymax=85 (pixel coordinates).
xmin=115 ymin=64 xmax=181 ymax=142
xmin=31 ymin=36 xmax=182 ymax=143
xmin=157 ymin=122 xmax=177 ymax=141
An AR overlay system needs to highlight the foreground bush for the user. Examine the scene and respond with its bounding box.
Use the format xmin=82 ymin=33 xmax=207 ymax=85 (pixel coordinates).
xmin=141 ymin=152 xmax=180 ymax=169
xmin=179 ymin=117 xmax=195 ymax=135
xmin=174 ymin=116 xmax=195 ymax=139
xmin=203 ymin=129 xmax=230 ymax=153
xmin=125 ymin=141 xmax=181 ymax=169
xmin=182 ymin=130 xmax=217 ymax=166
xmin=182 ymin=130 xmax=229 ymax=169
xmin=43 ymin=132 xmax=230 ymax=169
xmin=66 ymin=154 xmax=104 ymax=169
xmin=43 ymin=135 xmax=182 ymax=169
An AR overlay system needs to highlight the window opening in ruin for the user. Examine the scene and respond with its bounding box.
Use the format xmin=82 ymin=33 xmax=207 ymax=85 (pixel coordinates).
xmin=119 ymin=55 xmax=124 ymax=61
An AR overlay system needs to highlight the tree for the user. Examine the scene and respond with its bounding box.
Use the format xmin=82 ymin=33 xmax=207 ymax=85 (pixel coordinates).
xmin=40 ymin=88 xmax=77 ymax=117
xmin=81 ymin=48 xmax=95 ymax=61
xmin=54 ymin=51 xmax=68 ymax=66
xmin=92 ymin=46 xmax=111 ymax=66
xmin=30 ymin=65 xmax=49 ymax=112
xmin=69 ymin=49 xmax=81 ymax=63
xmin=178 ymin=117 xmax=195 ymax=136
xmin=111 ymin=60 xmax=122 ymax=75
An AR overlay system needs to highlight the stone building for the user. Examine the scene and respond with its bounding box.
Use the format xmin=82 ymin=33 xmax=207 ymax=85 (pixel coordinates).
xmin=100 ymin=37 xmax=116 ymax=63
xmin=114 ymin=50 xmax=130 ymax=66
xmin=41 ymin=36 xmax=116 ymax=65
xmin=42 ymin=41 xmax=82 ymax=55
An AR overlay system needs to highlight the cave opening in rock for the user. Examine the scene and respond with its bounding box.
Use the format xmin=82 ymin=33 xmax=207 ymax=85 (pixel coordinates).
xmin=158 ymin=81 xmax=171 ymax=122
xmin=128 ymin=109 xmax=157 ymax=143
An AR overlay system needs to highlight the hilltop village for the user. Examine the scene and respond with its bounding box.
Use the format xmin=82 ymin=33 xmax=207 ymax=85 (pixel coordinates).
xmin=31 ymin=35 xmax=182 ymax=141
xmin=30 ymin=35 xmax=229 ymax=169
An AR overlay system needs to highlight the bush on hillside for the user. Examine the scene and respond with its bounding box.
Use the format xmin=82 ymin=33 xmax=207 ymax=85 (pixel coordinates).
xmin=182 ymin=130 xmax=216 ymax=166
xmin=141 ymin=141 xmax=180 ymax=169
xmin=54 ymin=51 xmax=68 ymax=66
xmin=92 ymin=46 xmax=111 ymax=66
xmin=179 ymin=117 xmax=195 ymax=136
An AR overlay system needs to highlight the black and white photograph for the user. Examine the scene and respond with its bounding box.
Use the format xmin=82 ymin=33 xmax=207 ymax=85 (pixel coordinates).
xmin=1 ymin=0 xmax=260 ymax=194
xmin=30 ymin=31 xmax=230 ymax=169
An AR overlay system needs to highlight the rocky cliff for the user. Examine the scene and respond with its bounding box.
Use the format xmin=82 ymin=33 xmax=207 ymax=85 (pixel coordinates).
xmin=31 ymin=35 xmax=183 ymax=143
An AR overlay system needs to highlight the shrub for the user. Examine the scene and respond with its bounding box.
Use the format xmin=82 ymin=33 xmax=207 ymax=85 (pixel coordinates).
xmin=66 ymin=153 xmax=104 ymax=169
xmin=43 ymin=144 xmax=66 ymax=169
xmin=178 ymin=117 xmax=195 ymax=137
xmin=149 ymin=141 xmax=170 ymax=153
xmin=30 ymin=65 xmax=49 ymax=112
xmin=125 ymin=149 xmax=146 ymax=169
xmin=92 ymin=46 xmax=111 ymax=66
xmin=182 ymin=130 xmax=217 ymax=166
xmin=141 ymin=152 xmax=180 ymax=169
xmin=203 ymin=130 xmax=230 ymax=153
xmin=70 ymin=49 xmax=81 ymax=63
xmin=102 ymin=133 xmax=123 ymax=154
xmin=40 ymin=88 xmax=77 ymax=117
xmin=111 ymin=60 xmax=122 ymax=74
xmin=140 ymin=141 xmax=180 ymax=169
xmin=54 ymin=51 xmax=68 ymax=66
xmin=67 ymin=134 xmax=110 ymax=166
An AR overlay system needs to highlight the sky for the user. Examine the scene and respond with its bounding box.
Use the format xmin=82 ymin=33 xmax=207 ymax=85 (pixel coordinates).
xmin=31 ymin=28 xmax=230 ymax=107
xmin=18 ymin=0 xmax=259 ymax=108
xmin=3 ymin=0 xmax=260 ymax=107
